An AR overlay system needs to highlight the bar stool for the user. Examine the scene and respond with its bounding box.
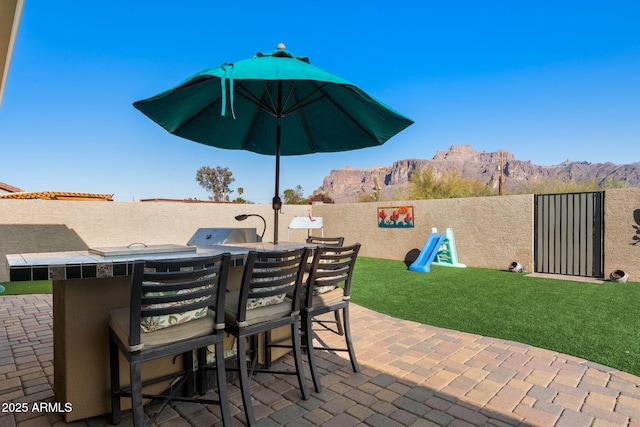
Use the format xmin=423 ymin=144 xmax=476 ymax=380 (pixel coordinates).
xmin=109 ymin=254 xmax=232 ymax=427
xmin=302 ymin=243 xmax=361 ymax=392
xmin=223 ymin=248 xmax=309 ymax=426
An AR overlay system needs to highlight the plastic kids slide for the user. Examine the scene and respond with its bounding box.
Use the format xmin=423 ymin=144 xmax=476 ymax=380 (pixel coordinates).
xmin=408 ymin=232 xmax=447 ymax=273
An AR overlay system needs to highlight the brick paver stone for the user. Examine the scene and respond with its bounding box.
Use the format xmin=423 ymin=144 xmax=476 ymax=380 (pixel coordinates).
xmin=1 ymin=295 xmax=639 ymax=427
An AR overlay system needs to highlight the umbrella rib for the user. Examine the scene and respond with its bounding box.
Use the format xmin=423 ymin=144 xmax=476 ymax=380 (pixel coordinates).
xmin=309 ymin=83 xmax=379 ymax=142
xmin=234 ymin=80 xmax=278 ymax=116
xmin=232 ymin=80 xmax=328 ymax=119
xmin=262 ymin=81 xmax=280 ymax=116
xmin=280 ymin=80 xmax=297 ymax=116
xmin=262 ymin=80 xmax=309 ymax=118
xmin=172 ymin=92 xmax=225 ymax=133
xmin=291 ymin=91 xmax=316 ymax=152
xmin=281 ymin=82 xmax=329 ymax=116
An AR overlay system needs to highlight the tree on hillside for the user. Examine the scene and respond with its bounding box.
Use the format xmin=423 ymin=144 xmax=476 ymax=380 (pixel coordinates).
xmin=283 ymin=185 xmax=308 ymax=204
xmin=408 ymin=167 xmax=493 ymax=200
xmin=308 ymin=191 xmax=335 ymax=204
xmin=196 ymin=166 xmax=235 ymax=202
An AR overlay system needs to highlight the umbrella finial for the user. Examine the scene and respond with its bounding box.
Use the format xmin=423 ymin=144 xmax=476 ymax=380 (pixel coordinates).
xmin=277 ymin=43 xmax=286 ymax=50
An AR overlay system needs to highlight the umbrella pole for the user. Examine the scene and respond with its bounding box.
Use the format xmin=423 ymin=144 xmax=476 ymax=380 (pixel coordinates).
xmin=272 ymin=118 xmax=282 ymax=244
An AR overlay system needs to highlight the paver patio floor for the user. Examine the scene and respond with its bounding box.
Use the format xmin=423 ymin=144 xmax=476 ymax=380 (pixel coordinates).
xmin=1 ymin=294 xmax=639 ymax=426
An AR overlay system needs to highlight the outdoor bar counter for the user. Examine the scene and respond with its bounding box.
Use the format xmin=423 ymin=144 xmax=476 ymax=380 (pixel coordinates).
xmin=6 ymin=241 xmax=308 ymax=422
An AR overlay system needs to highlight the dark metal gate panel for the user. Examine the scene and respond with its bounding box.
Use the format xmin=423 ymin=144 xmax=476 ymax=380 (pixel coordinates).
xmin=534 ymin=192 xmax=604 ymax=278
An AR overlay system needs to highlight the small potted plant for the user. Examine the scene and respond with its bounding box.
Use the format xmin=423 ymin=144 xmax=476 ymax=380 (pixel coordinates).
xmin=610 ymin=270 xmax=629 ymax=283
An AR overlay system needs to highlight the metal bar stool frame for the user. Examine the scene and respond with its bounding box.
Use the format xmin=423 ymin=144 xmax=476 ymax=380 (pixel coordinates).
xmin=109 ymin=254 xmax=232 ymax=427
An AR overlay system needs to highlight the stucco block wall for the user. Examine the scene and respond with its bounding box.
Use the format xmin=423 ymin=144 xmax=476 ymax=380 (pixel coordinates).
xmin=603 ymin=188 xmax=640 ymax=280
xmin=312 ymin=194 xmax=534 ymax=270
xmin=1 ymin=189 xmax=639 ymax=282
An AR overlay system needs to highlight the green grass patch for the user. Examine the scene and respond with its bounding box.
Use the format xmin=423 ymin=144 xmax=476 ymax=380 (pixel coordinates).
xmin=0 ymin=280 xmax=52 ymax=295
xmin=350 ymin=257 xmax=640 ymax=377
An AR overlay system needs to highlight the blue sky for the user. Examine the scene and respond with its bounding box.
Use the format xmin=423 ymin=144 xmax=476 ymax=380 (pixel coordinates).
xmin=1 ymin=1 xmax=639 ymax=202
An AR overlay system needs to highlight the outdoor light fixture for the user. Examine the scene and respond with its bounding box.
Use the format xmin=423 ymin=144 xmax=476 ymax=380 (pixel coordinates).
xmin=272 ymin=196 xmax=282 ymax=212
xmin=235 ymin=214 xmax=266 ymax=241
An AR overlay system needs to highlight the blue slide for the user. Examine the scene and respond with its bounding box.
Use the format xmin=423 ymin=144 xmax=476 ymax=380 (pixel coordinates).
xmin=408 ymin=232 xmax=447 ymax=273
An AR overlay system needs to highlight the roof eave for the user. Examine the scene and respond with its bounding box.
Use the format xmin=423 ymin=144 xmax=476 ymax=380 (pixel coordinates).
xmin=0 ymin=0 xmax=25 ymax=107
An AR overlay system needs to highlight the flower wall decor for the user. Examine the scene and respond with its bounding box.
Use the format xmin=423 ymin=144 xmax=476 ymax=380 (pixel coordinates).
xmin=378 ymin=206 xmax=414 ymax=228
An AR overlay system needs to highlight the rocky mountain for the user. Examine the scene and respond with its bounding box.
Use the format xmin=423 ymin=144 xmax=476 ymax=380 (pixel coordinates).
xmin=315 ymin=145 xmax=640 ymax=203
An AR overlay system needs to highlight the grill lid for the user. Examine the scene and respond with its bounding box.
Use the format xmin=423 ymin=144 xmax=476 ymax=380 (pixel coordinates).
xmin=187 ymin=228 xmax=258 ymax=247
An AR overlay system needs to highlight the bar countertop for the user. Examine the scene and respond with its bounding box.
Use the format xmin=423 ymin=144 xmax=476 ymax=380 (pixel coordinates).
xmin=5 ymin=241 xmax=313 ymax=282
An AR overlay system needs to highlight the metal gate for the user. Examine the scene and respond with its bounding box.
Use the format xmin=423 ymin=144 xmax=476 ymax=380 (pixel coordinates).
xmin=534 ymin=192 xmax=604 ymax=278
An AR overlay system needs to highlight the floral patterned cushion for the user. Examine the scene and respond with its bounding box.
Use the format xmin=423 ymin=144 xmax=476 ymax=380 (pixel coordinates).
xmin=313 ymin=283 xmax=337 ymax=295
xmin=310 ymin=258 xmax=339 ymax=295
xmin=140 ymin=282 xmax=208 ymax=333
xmin=246 ymin=267 xmax=292 ymax=310
xmin=293 ymin=283 xmax=336 ymax=299
xmin=246 ymin=288 xmax=287 ymax=310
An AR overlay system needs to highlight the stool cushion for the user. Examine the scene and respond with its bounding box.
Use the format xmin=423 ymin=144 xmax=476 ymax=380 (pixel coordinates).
xmin=310 ymin=288 xmax=344 ymax=308
xmin=139 ymin=282 xmax=209 ymax=332
xmin=224 ymin=291 xmax=293 ymax=327
xmin=110 ymin=307 xmax=216 ymax=352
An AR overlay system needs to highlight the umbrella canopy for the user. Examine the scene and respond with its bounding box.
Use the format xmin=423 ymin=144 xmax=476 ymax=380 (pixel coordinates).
xmin=134 ymin=44 xmax=413 ymax=242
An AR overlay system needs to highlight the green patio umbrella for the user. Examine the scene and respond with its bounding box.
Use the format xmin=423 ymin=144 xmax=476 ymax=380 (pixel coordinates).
xmin=134 ymin=44 xmax=413 ymax=243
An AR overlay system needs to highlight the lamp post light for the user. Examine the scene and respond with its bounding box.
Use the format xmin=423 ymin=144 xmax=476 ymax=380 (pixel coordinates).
xmin=234 ymin=214 xmax=267 ymax=242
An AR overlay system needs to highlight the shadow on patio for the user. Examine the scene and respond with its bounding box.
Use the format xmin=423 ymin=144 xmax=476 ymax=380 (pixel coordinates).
xmin=1 ymin=295 xmax=639 ymax=426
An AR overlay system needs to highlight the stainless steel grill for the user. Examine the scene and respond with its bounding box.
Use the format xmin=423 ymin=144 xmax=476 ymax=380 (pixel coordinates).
xmin=186 ymin=228 xmax=258 ymax=247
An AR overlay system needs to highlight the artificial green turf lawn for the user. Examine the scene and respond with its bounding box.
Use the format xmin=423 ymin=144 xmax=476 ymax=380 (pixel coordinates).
xmin=350 ymin=257 xmax=640 ymax=377
xmin=0 ymin=280 xmax=52 ymax=295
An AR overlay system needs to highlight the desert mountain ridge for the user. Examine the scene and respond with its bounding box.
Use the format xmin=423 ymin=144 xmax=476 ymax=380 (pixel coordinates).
xmin=314 ymin=145 xmax=640 ymax=203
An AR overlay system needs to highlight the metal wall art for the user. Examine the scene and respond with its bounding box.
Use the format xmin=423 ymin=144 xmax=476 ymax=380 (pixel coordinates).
xmin=378 ymin=206 xmax=414 ymax=228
